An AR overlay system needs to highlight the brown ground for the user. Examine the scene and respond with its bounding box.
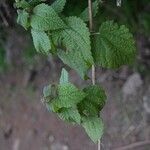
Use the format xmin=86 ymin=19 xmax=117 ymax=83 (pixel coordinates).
xmin=0 ymin=31 xmax=150 ymax=150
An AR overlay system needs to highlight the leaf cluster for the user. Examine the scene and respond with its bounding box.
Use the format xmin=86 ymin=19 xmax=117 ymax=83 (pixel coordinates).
xmin=16 ymin=0 xmax=136 ymax=79
xmin=43 ymin=68 xmax=106 ymax=142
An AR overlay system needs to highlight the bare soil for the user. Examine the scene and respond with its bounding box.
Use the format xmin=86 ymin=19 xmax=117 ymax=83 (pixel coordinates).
xmin=0 ymin=31 xmax=150 ymax=150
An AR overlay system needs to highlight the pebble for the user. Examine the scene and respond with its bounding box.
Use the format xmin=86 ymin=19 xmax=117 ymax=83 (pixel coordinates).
xmin=143 ymin=86 xmax=150 ymax=113
xmin=51 ymin=143 xmax=69 ymax=150
xmin=122 ymin=73 xmax=143 ymax=97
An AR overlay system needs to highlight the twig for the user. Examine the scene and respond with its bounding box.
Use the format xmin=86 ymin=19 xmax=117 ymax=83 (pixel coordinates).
xmin=2 ymin=1 xmax=11 ymax=18
xmin=114 ymin=140 xmax=150 ymax=150
xmin=0 ymin=10 xmax=9 ymax=27
xmin=88 ymin=0 xmax=99 ymax=150
xmin=88 ymin=0 xmax=95 ymax=84
xmin=98 ymin=140 xmax=101 ymax=150
xmin=88 ymin=0 xmax=93 ymax=32
xmin=92 ymin=64 xmax=96 ymax=85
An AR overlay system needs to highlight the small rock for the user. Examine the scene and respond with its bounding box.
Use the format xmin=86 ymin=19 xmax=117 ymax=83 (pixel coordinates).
xmin=143 ymin=96 xmax=150 ymax=113
xmin=48 ymin=135 xmax=55 ymax=143
xmin=0 ymin=107 xmax=2 ymax=116
xmin=122 ymin=73 xmax=143 ymax=97
xmin=13 ymin=139 xmax=20 ymax=150
xmin=51 ymin=143 xmax=69 ymax=150
xmin=143 ymin=86 xmax=150 ymax=113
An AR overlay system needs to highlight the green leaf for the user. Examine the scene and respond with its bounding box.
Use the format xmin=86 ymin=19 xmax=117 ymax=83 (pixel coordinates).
xmin=78 ymin=85 xmax=106 ymax=116
xmin=15 ymin=0 xmax=30 ymax=9
xmin=51 ymin=0 xmax=66 ymax=13
xmin=93 ymin=21 xmax=136 ymax=68
xmin=82 ymin=117 xmax=104 ymax=143
xmin=29 ymin=0 xmax=46 ymax=6
xmin=17 ymin=10 xmax=29 ymax=29
xmin=59 ymin=68 xmax=69 ymax=84
xmin=31 ymin=29 xmax=51 ymax=54
xmin=31 ymin=3 xmax=66 ymax=31
xmin=52 ymin=16 xmax=94 ymax=78
xmin=62 ymin=17 xmax=93 ymax=64
xmin=83 ymin=85 xmax=106 ymax=110
xmin=80 ymin=0 xmax=101 ymax=22
xmin=58 ymin=49 xmax=91 ymax=79
xmin=52 ymin=83 xmax=86 ymax=108
xmin=58 ymin=108 xmax=81 ymax=124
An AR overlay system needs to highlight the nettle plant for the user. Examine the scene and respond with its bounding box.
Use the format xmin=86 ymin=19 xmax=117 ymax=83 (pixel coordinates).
xmin=15 ymin=0 xmax=136 ymax=143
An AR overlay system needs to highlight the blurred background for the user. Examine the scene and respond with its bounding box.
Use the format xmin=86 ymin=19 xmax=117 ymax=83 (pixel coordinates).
xmin=0 ymin=0 xmax=150 ymax=150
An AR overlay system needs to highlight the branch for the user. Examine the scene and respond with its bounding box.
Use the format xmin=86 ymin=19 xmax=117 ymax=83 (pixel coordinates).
xmin=114 ymin=140 xmax=150 ymax=150
xmin=88 ymin=0 xmax=93 ymax=31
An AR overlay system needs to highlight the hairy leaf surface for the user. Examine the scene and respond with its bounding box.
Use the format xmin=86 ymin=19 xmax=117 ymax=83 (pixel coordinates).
xmin=58 ymin=49 xmax=91 ymax=79
xmin=58 ymin=108 xmax=81 ymax=124
xmin=15 ymin=0 xmax=30 ymax=9
xmin=82 ymin=117 xmax=104 ymax=143
xmin=78 ymin=85 xmax=106 ymax=116
xmin=52 ymin=83 xmax=86 ymax=108
xmin=31 ymin=29 xmax=51 ymax=54
xmin=31 ymin=3 xmax=66 ymax=31
xmin=51 ymin=0 xmax=66 ymax=13
xmin=93 ymin=21 xmax=136 ymax=68
xmin=62 ymin=17 xmax=93 ymax=64
xmin=52 ymin=16 xmax=94 ymax=78
xmin=17 ymin=10 xmax=29 ymax=29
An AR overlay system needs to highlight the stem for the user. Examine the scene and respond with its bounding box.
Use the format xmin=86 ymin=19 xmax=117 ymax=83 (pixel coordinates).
xmin=98 ymin=140 xmax=101 ymax=150
xmin=88 ymin=0 xmax=95 ymax=86
xmin=88 ymin=0 xmax=93 ymax=31
xmin=88 ymin=0 xmax=100 ymax=150
xmin=114 ymin=140 xmax=150 ymax=150
xmin=92 ymin=65 xmax=96 ymax=85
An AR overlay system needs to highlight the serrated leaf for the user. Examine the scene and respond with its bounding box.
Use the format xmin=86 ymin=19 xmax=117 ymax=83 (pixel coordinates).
xmin=52 ymin=83 xmax=86 ymax=108
xmin=59 ymin=68 xmax=69 ymax=84
xmin=78 ymin=85 xmax=106 ymax=116
xmin=58 ymin=108 xmax=81 ymax=124
xmin=31 ymin=3 xmax=66 ymax=31
xmin=80 ymin=0 xmax=101 ymax=22
xmin=52 ymin=16 xmax=94 ymax=78
xmin=51 ymin=0 xmax=66 ymax=13
xmin=62 ymin=17 xmax=93 ymax=64
xmin=83 ymin=85 xmax=106 ymax=109
xmin=15 ymin=0 xmax=30 ymax=9
xmin=29 ymin=0 xmax=46 ymax=6
xmin=82 ymin=117 xmax=104 ymax=143
xmin=17 ymin=10 xmax=29 ymax=29
xmin=58 ymin=49 xmax=91 ymax=79
xmin=31 ymin=29 xmax=51 ymax=54
xmin=93 ymin=21 xmax=136 ymax=68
